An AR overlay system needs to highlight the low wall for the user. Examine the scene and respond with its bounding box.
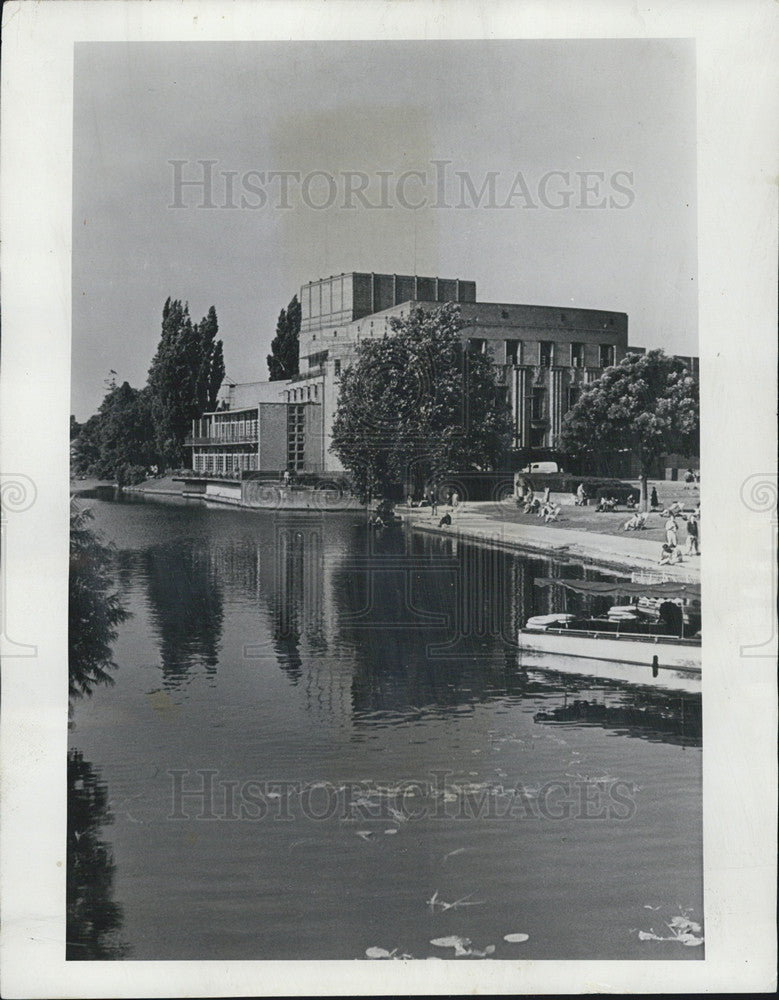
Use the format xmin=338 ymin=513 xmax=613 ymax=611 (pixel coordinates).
xmin=177 ymin=474 xmax=364 ymax=511
xmin=205 ymin=480 xmax=243 ymax=505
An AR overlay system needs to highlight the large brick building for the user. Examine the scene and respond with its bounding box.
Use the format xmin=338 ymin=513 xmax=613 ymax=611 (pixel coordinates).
xmin=188 ymin=270 xmax=694 ymax=478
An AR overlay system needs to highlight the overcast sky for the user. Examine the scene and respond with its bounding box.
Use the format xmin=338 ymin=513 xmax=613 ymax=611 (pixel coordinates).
xmin=72 ymin=39 xmax=696 ymax=420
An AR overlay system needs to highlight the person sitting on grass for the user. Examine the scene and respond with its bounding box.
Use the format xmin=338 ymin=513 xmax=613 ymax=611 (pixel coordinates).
xmin=625 ymin=494 xmax=637 ymax=510
xmin=659 ymin=542 xmax=683 ymax=565
xmin=543 ymin=502 xmax=561 ymax=523
xmin=438 ymin=512 xmax=452 ymax=528
xmin=524 ymin=496 xmax=541 ymax=515
xmin=623 ymin=512 xmax=647 ymax=531
xmin=595 ymin=496 xmax=616 ymax=513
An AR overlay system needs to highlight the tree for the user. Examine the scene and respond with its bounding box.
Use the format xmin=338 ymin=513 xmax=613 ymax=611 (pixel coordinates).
xmin=147 ymin=298 xmax=225 ymax=467
xmin=267 ymin=294 xmax=300 ymax=380
xmin=195 ymin=305 xmax=225 ymax=412
xmin=331 ymin=304 xmax=511 ymax=501
xmin=69 ymin=502 xmax=129 ymax=703
xmin=71 ymin=382 xmax=157 ymax=484
xmin=557 ymin=349 xmax=699 ymax=510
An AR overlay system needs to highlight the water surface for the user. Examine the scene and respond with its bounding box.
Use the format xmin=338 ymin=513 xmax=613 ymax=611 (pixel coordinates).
xmin=68 ymin=490 xmax=703 ymax=960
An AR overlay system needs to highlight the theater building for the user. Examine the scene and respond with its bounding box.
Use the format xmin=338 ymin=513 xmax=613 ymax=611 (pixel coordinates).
xmin=188 ymin=271 xmax=694 ymax=479
xmin=286 ymin=271 xmax=636 ymax=471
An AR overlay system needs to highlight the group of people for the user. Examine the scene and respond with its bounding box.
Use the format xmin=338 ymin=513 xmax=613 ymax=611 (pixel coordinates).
xmin=659 ymin=502 xmax=700 ymax=564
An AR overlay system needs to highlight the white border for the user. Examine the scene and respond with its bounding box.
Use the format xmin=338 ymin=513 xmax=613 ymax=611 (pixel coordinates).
xmin=1 ymin=1 xmax=777 ymax=996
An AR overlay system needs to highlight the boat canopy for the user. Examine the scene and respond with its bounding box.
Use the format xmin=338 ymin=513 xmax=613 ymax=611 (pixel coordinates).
xmin=534 ymin=578 xmax=701 ymax=601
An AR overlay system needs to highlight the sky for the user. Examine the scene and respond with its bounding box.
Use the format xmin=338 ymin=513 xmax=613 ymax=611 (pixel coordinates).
xmin=72 ymin=39 xmax=696 ymax=420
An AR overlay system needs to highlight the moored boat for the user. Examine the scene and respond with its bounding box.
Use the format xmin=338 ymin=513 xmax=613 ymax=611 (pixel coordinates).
xmin=519 ymin=578 xmax=701 ymax=693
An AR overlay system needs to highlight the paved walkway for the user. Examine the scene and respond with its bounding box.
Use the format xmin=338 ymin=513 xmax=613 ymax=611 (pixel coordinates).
xmin=400 ymin=502 xmax=700 ymax=581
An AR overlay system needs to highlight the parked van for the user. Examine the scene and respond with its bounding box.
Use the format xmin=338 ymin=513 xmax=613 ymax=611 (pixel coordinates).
xmin=520 ymin=461 xmax=561 ymax=474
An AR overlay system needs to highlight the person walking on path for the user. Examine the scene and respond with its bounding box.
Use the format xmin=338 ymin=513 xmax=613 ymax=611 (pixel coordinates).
xmin=650 ymin=486 xmax=659 ymax=510
xmin=430 ymin=487 xmax=438 ymax=518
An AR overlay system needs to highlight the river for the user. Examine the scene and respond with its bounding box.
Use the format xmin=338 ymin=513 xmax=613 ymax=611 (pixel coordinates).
xmin=67 ymin=489 xmax=703 ymax=961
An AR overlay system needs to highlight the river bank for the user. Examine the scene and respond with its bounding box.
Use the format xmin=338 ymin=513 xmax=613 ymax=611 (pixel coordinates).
xmin=400 ymin=486 xmax=701 ymax=581
xmin=80 ymin=474 xmax=700 ymax=580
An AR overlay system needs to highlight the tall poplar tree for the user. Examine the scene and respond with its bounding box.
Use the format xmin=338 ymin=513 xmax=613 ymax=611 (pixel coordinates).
xmin=267 ymin=294 xmax=300 ymax=380
xmin=147 ymin=298 xmax=225 ymax=467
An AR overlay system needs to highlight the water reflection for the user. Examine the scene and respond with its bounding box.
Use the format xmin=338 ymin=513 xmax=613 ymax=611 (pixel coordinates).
xmin=66 ymin=750 xmax=129 ymax=959
xmin=143 ymin=541 xmax=224 ymax=687
xmin=69 ymin=493 xmax=703 ymax=961
xmin=533 ymin=688 xmax=702 ymax=747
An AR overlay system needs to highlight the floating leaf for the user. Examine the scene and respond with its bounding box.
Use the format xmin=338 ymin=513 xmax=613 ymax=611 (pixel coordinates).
xmin=504 ymin=933 xmax=529 ymax=943
xmin=365 ymin=946 xmax=394 ymax=959
xmin=638 ymin=930 xmax=665 ymax=942
xmin=430 ymin=935 xmax=472 ymax=957
xmin=678 ymin=933 xmax=704 ymax=947
xmin=355 ymin=830 xmax=373 ymax=841
xmin=384 ymin=828 xmax=398 ymax=835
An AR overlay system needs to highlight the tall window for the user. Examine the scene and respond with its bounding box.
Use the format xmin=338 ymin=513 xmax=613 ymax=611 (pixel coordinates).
xmin=567 ymin=386 xmax=581 ymax=410
xmin=540 ymin=341 xmax=554 ymax=367
xmin=531 ymin=387 xmax=547 ymax=420
xmin=334 ymin=359 xmax=341 ymax=376
xmin=599 ymin=344 xmax=615 ymax=368
xmin=571 ymin=342 xmax=584 ymax=368
xmin=505 ymin=339 xmax=520 ymax=365
xmin=287 ymin=404 xmax=306 ymax=472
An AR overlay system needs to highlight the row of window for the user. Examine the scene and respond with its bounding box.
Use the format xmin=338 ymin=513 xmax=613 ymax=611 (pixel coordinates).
xmin=193 ymin=452 xmax=258 ymax=473
xmin=468 ymin=339 xmax=617 ymax=368
xmin=287 ymin=383 xmax=321 ymax=403
xmin=199 ymin=419 xmax=258 ymax=441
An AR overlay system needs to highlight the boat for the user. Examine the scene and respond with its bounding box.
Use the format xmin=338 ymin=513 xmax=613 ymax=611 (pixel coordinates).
xmin=518 ymin=578 xmax=701 ymax=693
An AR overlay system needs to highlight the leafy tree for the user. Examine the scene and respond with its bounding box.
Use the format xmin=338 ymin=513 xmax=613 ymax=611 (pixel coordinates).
xmin=69 ymin=502 xmax=129 ymax=703
xmin=557 ymin=349 xmax=699 ymax=510
xmin=331 ymin=304 xmax=511 ymax=501
xmin=147 ymin=298 xmax=225 ymax=466
xmin=196 ymin=305 xmax=225 ymax=412
xmin=71 ymin=413 xmax=103 ymax=474
xmin=267 ymin=294 xmax=300 ymax=380
xmin=72 ymin=382 xmax=157 ymax=483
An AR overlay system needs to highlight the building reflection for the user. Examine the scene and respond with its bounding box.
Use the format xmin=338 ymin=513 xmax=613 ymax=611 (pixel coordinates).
xmin=136 ymin=513 xmax=694 ymax=745
xmin=67 ymin=750 xmax=129 ymax=959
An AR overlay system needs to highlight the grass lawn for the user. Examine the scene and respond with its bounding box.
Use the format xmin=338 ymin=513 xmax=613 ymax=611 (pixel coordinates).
xmin=471 ymin=480 xmax=702 ymax=542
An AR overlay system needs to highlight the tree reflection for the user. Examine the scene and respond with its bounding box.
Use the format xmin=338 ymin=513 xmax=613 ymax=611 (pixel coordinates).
xmin=69 ymin=502 xmax=129 ymax=703
xmin=143 ymin=541 xmax=224 ymax=686
xmin=66 ymin=750 xmax=129 ymax=959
